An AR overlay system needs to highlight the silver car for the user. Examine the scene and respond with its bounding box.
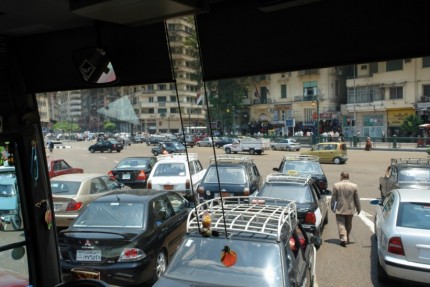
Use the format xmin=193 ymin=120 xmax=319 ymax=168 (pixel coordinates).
xmin=271 ymin=138 xmax=301 ymax=151
xmin=371 ymin=189 xmax=430 ymax=284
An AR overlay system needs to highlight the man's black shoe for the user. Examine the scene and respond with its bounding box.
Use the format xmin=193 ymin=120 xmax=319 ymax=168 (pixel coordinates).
xmin=340 ymin=241 xmax=347 ymax=247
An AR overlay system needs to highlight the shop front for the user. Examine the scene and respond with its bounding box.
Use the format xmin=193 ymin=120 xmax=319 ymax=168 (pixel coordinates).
xmin=387 ymin=108 xmax=415 ymax=137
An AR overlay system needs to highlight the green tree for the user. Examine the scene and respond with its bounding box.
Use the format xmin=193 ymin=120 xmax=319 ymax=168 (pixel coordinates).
xmin=401 ymin=114 xmax=422 ymax=136
xmin=104 ymin=121 xmax=116 ymax=132
xmin=53 ymin=121 xmax=80 ymax=132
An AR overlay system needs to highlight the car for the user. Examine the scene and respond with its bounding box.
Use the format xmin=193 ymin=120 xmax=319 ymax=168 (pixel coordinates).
xmin=179 ymin=135 xmax=196 ymax=148
xmin=272 ymin=155 xmax=329 ymax=191
xmin=146 ymin=135 xmax=166 ymax=146
xmin=154 ymin=196 xmax=319 ymax=287
xmin=88 ymin=140 xmax=124 ymax=153
xmin=196 ymin=137 xmax=217 ymax=147
xmin=253 ymin=173 xmax=331 ymax=248
xmin=130 ymin=135 xmax=145 ymax=143
xmin=300 ymin=142 xmax=348 ymax=164
xmin=151 ymin=141 xmax=186 ymax=156
xmin=0 ymin=174 xmax=21 ymax=230
xmin=197 ymin=155 xmax=262 ymax=201
xmin=214 ymin=137 xmax=236 ymax=148
xmin=51 ymin=173 xmax=127 ymax=228
xmin=47 ymin=158 xmax=84 ymax=178
xmin=379 ymin=158 xmax=430 ymax=199
xmin=371 ymin=189 xmax=430 ymax=285
xmin=108 ymin=156 xmax=157 ymax=188
xmin=147 ymin=153 xmax=206 ymax=202
xmin=270 ymin=138 xmax=302 ymax=151
xmin=58 ymin=189 xmax=190 ymax=286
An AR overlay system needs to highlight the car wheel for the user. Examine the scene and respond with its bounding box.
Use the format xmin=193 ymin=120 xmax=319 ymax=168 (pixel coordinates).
xmin=256 ymin=151 xmax=262 ymax=155
xmin=11 ymin=213 xmax=22 ymax=230
xmin=225 ymin=148 xmax=231 ymax=154
xmin=323 ymin=212 xmax=328 ymax=225
xmin=287 ymin=147 xmax=291 ymax=151
xmin=249 ymin=149 xmax=255 ymax=155
xmin=197 ymin=143 xmax=201 ymax=147
xmin=116 ymin=149 xmax=121 ymax=152
xmin=107 ymin=148 xmax=112 ymax=153
xmin=153 ymin=151 xmax=159 ymax=156
xmin=89 ymin=148 xmax=95 ymax=153
xmin=152 ymin=250 xmax=167 ymax=283
xmin=333 ymin=157 xmax=341 ymax=164
xmin=271 ymin=145 xmax=275 ymax=150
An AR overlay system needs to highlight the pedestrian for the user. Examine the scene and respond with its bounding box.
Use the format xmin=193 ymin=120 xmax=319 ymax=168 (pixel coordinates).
xmin=364 ymin=137 xmax=372 ymax=151
xmin=48 ymin=140 xmax=54 ymax=153
xmin=331 ymin=171 xmax=361 ymax=247
xmin=162 ymin=146 xmax=168 ymax=155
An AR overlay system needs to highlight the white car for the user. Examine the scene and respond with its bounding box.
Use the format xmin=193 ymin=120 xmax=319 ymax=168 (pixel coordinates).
xmin=146 ymin=153 xmax=206 ymax=203
xmin=371 ymin=189 xmax=430 ymax=285
xmin=270 ymin=138 xmax=301 ymax=151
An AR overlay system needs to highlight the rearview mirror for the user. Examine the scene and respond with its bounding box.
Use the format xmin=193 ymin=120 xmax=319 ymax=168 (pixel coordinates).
xmin=73 ymin=48 xmax=117 ymax=84
xmin=370 ymin=199 xmax=381 ymax=205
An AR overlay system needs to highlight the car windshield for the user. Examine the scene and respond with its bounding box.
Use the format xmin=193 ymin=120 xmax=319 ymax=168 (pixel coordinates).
xmin=164 ymin=237 xmax=283 ymax=287
xmin=204 ymin=166 xmax=246 ymax=184
xmin=398 ymin=168 xmax=430 ymax=183
xmin=397 ymin=202 xmax=430 ymax=230
xmin=259 ymin=184 xmax=313 ymax=204
xmin=281 ymin=161 xmax=323 ymax=174
xmin=73 ymin=201 xmax=145 ymax=228
xmin=50 ymin=181 xmax=81 ymax=195
xmin=0 ymin=182 xmax=16 ymax=197
xmin=117 ymin=159 xmax=149 ymax=168
xmin=153 ymin=163 xmax=186 ymax=177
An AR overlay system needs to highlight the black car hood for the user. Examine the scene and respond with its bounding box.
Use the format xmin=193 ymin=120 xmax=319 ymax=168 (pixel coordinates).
xmin=156 ymin=277 xmax=240 ymax=287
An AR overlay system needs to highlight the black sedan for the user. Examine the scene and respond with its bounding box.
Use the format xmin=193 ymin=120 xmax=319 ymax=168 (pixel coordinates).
xmin=58 ymin=190 xmax=190 ymax=286
xmin=88 ymin=140 xmax=123 ymax=153
xmin=214 ymin=137 xmax=236 ymax=148
xmin=108 ymin=156 xmax=157 ymax=188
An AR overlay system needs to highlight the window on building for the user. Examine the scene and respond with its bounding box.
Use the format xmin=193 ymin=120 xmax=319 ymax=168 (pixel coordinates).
xmin=158 ymin=84 xmax=166 ymax=91
xmin=149 ymin=97 xmax=154 ymax=103
xmin=170 ymin=96 xmax=177 ymax=102
xmin=386 ymin=59 xmax=403 ymax=71
xmin=170 ymin=107 xmax=179 ymax=113
xmin=158 ymin=96 xmax=167 ymax=102
xmin=148 ymin=108 xmax=155 ymax=114
xmin=303 ymin=81 xmax=317 ymax=101
xmin=423 ymin=85 xmax=430 ymax=97
xmin=423 ymin=57 xmax=430 ymax=68
xmin=158 ymin=108 xmax=167 ymax=114
xmin=281 ymin=84 xmax=287 ymax=99
xmin=389 ymin=87 xmax=403 ymax=100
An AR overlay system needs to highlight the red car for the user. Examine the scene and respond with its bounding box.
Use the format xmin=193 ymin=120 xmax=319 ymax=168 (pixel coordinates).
xmin=47 ymin=159 xmax=84 ymax=178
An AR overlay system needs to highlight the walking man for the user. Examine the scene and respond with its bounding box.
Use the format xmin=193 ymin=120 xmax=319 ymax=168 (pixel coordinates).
xmin=331 ymin=171 xmax=361 ymax=247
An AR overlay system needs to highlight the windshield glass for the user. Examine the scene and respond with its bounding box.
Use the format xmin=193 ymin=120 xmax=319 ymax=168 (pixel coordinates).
xmin=205 ymin=166 xmax=246 ymax=184
xmin=73 ymin=202 xmax=145 ymax=228
xmin=117 ymin=158 xmax=150 ymax=168
xmin=281 ymin=161 xmax=323 ymax=174
xmin=165 ymin=237 xmax=283 ymax=287
xmin=50 ymin=181 xmax=81 ymax=195
xmin=153 ymin=163 xmax=186 ymax=177
xmin=259 ymin=184 xmax=313 ymax=204
xmin=398 ymin=168 xmax=430 ymax=183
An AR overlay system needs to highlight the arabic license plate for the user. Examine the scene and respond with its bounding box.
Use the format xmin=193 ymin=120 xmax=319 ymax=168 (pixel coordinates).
xmin=54 ymin=203 xmax=62 ymax=212
xmin=216 ymin=192 xmax=232 ymax=198
xmin=76 ymin=250 xmax=102 ymax=262
xmin=122 ymin=173 xmax=131 ymax=180
xmin=163 ymin=185 xmax=174 ymax=190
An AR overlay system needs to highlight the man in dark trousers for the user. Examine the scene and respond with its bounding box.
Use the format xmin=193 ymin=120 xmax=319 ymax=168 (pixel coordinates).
xmin=331 ymin=171 xmax=361 ymax=247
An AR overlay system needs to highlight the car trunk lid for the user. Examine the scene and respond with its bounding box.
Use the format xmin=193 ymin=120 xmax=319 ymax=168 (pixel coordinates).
xmin=397 ymin=227 xmax=430 ymax=265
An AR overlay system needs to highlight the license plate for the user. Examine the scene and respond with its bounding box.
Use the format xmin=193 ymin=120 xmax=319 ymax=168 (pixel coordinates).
xmin=76 ymin=250 xmax=102 ymax=262
xmin=163 ymin=185 xmax=174 ymax=190
xmin=54 ymin=203 xmax=62 ymax=211
xmin=216 ymin=192 xmax=231 ymax=198
xmin=122 ymin=173 xmax=131 ymax=180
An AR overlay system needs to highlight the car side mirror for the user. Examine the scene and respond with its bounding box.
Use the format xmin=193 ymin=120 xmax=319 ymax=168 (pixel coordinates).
xmin=272 ymin=167 xmax=279 ymax=171
xmin=309 ymin=235 xmax=322 ymax=246
xmin=370 ymin=199 xmax=382 ymax=205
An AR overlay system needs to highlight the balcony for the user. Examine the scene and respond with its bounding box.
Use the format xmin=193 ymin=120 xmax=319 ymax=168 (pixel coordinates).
xmin=297 ymin=69 xmax=319 ymax=76
xmin=420 ymin=96 xmax=430 ymax=102
xmin=294 ymin=95 xmax=323 ymax=102
xmin=252 ymin=98 xmax=274 ymax=105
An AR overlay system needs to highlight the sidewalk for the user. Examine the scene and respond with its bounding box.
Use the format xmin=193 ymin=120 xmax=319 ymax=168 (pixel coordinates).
xmin=347 ymin=141 xmax=427 ymax=153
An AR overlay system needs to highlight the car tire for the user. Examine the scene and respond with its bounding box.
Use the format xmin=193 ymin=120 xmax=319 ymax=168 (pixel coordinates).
xmin=287 ymin=147 xmax=291 ymax=151
xmin=11 ymin=213 xmax=22 ymax=230
xmin=323 ymin=212 xmax=328 ymax=225
xmin=225 ymin=148 xmax=231 ymax=154
xmin=107 ymin=148 xmax=112 ymax=153
xmin=89 ymin=148 xmax=95 ymax=153
xmin=249 ymin=149 xmax=255 ymax=155
xmin=197 ymin=143 xmax=201 ymax=147
xmin=333 ymin=157 xmax=341 ymax=164
xmin=256 ymin=151 xmax=262 ymax=155
xmin=152 ymin=249 xmax=167 ymax=283
xmin=116 ymin=149 xmax=121 ymax=152
xmin=271 ymin=145 xmax=275 ymax=150
xmin=153 ymin=151 xmax=159 ymax=156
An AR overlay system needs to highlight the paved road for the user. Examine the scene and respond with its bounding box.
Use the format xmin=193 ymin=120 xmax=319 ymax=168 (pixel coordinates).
xmin=48 ymin=141 xmax=429 ymax=287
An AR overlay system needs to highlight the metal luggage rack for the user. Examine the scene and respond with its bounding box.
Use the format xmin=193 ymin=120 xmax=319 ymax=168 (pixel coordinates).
xmin=187 ymin=196 xmax=297 ymax=242
xmin=282 ymin=155 xmax=319 ymax=162
xmin=157 ymin=153 xmax=198 ymax=161
xmin=265 ymin=173 xmax=311 ymax=184
xmin=209 ymin=155 xmax=253 ymax=165
xmin=391 ymin=158 xmax=430 ymax=165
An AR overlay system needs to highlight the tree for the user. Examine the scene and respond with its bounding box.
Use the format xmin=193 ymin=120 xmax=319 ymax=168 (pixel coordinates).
xmin=401 ymin=114 xmax=422 ymax=136
xmin=104 ymin=121 xmax=116 ymax=132
xmin=53 ymin=121 xmax=80 ymax=133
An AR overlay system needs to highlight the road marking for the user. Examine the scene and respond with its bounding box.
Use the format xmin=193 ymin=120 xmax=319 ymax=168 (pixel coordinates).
xmin=99 ymin=156 xmax=107 ymax=159
xmin=358 ymin=210 xmax=375 ymax=233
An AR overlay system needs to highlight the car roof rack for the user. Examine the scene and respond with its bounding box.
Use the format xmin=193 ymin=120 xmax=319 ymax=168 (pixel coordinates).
xmin=390 ymin=158 xmax=430 ymax=165
xmin=157 ymin=153 xmax=198 ymax=162
xmin=265 ymin=173 xmax=311 ymax=184
xmin=209 ymin=155 xmax=253 ymax=165
xmin=187 ymin=196 xmax=297 ymax=242
xmin=282 ymin=155 xmax=319 ymax=161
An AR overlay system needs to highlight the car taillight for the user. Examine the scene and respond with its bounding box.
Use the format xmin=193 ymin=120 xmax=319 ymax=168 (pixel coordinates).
xmin=136 ymin=171 xmax=146 ymax=180
xmin=243 ymin=187 xmax=250 ymax=196
xmin=186 ymin=179 xmax=191 ymax=189
xmin=388 ymin=237 xmax=404 ymax=255
xmin=304 ymin=212 xmax=316 ymax=224
xmin=107 ymin=171 xmax=115 ymax=179
xmin=118 ymin=248 xmax=146 ymax=262
xmin=66 ymin=202 xmax=83 ymax=211
xmin=147 ymin=181 xmax=152 ymax=189
xmin=197 ymin=186 xmax=204 ymax=194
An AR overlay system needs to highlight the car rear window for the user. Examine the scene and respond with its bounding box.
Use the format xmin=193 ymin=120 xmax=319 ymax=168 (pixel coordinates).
xmin=117 ymin=159 xmax=149 ymax=168
xmin=282 ymin=161 xmax=323 ymax=174
xmin=204 ymin=166 xmax=246 ymax=184
xmin=153 ymin=163 xmax=186 ymax=177
xmin=259 ymin=184 xmax=313 ymax=204
xmin=398 ymin=168 xmax=430 ymax=182
xmin=397 ymin=202 xmax=430 ymax=230
xmin=50 ymin=181 xmax=81 ymax=195
xmin=73 ymin=202 xmax=145 ymax=228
